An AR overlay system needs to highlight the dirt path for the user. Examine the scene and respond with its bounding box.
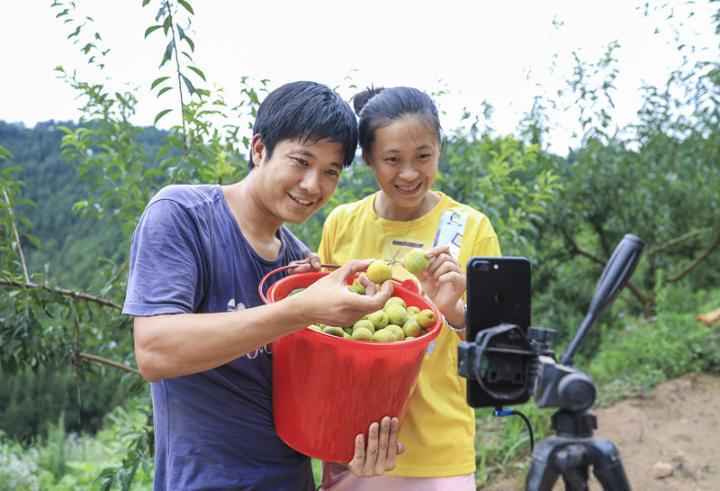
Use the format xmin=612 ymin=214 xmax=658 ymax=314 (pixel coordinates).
xmin=483 ymin=373 xmax=720 ymax=490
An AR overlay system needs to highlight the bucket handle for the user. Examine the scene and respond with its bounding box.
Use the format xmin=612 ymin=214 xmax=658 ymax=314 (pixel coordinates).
xmin=257 ymin=263 xmax=420 ymax=304
xmin=258 ymin=263 xmax=339 ymax=304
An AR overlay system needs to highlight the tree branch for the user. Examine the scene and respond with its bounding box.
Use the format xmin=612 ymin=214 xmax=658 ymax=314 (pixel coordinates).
xmin=648 ymin=228 xmax=711 ymax=256
xmin=167 ymin=0 xmax=188 ymax=151
xmin=77 ymin=352 xmax=140 ymax=376
xmin=562 ymin=228 xmax=652 ymax=307
xmin=0 ymin=279 xmax=122 ymax=310
xmin=669 ymin=226 xmax=720 ymax=283
xmin=562 ymin=229 xmax=605 ymax=266
xmin=2 ymin=188 xmax=30 ymax=283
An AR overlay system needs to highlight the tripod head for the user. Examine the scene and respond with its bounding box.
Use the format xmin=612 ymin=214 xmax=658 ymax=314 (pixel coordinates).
xmin=458 ymin=234 xmax=644 ymax=490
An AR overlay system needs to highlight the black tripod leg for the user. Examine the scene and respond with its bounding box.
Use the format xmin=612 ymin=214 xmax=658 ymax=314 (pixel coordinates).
xmin=526 ymin=438 xmax=561 ymax=491
xmin=588 ymin=438 xmax=632 ymax=491
xmin=556 ymin=445 xmax=590 ymax=491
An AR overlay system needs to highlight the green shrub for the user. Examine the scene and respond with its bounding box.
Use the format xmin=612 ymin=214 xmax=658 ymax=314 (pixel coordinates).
xmin=0 ymin=365 xmax=132 ymax=442
xmin=588 ymin=283 xmax=720 ymax=403
xmin=0 ymin=431 xmax=40 ymax=491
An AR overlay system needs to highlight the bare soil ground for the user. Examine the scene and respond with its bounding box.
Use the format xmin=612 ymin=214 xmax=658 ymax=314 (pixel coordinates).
xmin=483 ymin=373 xmax=720 ymax=490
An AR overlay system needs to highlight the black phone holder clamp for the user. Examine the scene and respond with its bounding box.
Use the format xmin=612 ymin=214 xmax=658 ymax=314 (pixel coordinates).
xmin=459 ymin=233 xmax=644 ymax=491
xmin=458 ymin=323 xmax=536 ymax=403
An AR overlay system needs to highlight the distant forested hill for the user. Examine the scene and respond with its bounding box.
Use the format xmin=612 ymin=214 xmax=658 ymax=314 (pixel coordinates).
xmin=0 ymin=120 xmax=167 ymax=288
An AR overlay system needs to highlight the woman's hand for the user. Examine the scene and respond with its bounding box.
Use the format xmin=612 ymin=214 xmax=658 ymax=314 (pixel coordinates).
xmin=347 ymin=416 xmax=405 ymax=476
xmin=418 ymin=246 xmax=466 ymax=328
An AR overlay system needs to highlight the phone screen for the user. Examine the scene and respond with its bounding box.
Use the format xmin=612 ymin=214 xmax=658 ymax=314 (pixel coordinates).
xmin=465 ymin=256 xmax=531 ymax=407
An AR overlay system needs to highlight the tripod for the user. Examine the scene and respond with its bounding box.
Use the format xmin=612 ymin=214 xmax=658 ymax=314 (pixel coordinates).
xmin=525 ymin=234 xmax=642 ymax=490
xmin=460 ymin=234 xmax=644 ymax=490
xmin=526 ymin=376 xmax=631 ymax=490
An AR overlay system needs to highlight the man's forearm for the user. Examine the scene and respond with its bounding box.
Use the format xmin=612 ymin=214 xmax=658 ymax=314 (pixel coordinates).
xmin=134 ymin=296 xmax=308 ymax=381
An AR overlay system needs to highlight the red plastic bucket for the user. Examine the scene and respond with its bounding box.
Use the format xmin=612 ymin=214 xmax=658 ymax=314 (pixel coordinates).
xmin=259 ymin=266 xmax=442 ymax=463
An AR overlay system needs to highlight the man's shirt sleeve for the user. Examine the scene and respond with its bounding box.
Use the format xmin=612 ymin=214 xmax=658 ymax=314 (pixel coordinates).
xmin=123 ymin=198 xmax=205 ymax=316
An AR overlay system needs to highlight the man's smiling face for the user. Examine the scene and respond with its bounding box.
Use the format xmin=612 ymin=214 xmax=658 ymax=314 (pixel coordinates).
xmin=253 ymin=137 xmax=345 ymax=224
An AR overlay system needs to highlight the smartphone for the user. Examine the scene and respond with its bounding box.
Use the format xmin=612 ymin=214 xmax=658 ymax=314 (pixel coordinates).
xmin=465 ymin=256 xmax=532 ymax=407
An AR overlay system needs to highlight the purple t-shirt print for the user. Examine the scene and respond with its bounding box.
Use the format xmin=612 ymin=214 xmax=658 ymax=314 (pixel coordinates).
xmin=123 ymin=185 xmax=314 ymax=491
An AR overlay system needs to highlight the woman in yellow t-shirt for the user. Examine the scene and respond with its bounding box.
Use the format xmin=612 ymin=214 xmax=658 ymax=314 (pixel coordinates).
xmin=318 ymin=86 xmax=501 ymax=491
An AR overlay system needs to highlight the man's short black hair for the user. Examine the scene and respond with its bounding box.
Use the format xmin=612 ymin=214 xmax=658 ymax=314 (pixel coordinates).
xmin=249 ymin=81 xmax=358 ymax=169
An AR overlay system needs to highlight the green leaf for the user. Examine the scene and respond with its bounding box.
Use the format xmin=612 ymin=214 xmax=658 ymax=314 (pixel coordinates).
xmin=187 ymin=65 xmax=206 ymax=81
xmin=154 ymin=109 xmax=172 ymax=126
xmin=177 ymin=0 xmax=194 ymax=15
xmin=151 ymin=76 xmax=170 ymax=90
xmin=0 ymin=145 xmax=12 ymax=161
xmin=156 ymin=86 xmax=172 ymax=97
xmin=72 ymin=200 xmax=89 ymax=212
xmin=181 ymin=73 xmax=196 ymax=95
xmin=163 ymin=15 xmax=172 ymax=35
xmin=142 ymin=0 xmax=152 ymax=6
xmin=159 ymin=40 xmax=174 ymax=68
xmin=67 ymin=26 xmax=81 ymax=39
xmin=144 ymin=24 xmax=162 ymax=38
xmin=177 ymin=25 xmax=194 ymax=52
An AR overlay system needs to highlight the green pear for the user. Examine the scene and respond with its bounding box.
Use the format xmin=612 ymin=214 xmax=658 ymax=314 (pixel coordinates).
xmin=416 ymin=309 xmax=436 ymax=329
xmin=308 ymin=324 xmax=323 ymax=332
xmin=403 ymin=317 xmax=422 ymax=338
xmin=407 ymin=306 xmax=420 ymax=316
xmin=348 ymin=278 xmax=366 ymax=294
xmin=366 ymin=310 xmax=389 ymax=330
xmin=385 ymin=303 xmax=408 ymax=326
xmin=367 ymin=260 xmax=392 ymax=284
xmin=402 ymin=249 xmax=430 ymax=275
xmin=323 ymin=326 xmax=345 ymax=337
xmin=385 ymin=296 xmax=406 ymax=310
xmin=352 ymin=319 xmax=376 ymax=334
xmin=372 ymin=328 xmax=396 ymax=343
xmin=385 ymin=324 xmax=406 ymax=341
xmin=351 ymin=327 xmax=373 ymax=341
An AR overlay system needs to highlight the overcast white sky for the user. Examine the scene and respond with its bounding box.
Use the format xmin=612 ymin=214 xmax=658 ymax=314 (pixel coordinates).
xmin=2 ymin=1 xmax=716 ymax=153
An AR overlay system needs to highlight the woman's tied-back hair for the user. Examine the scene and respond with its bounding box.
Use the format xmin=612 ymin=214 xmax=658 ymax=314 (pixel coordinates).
xmin=352 ymin=86 xmax=442 ymax=157
xmin=249 ymin=81 xmax=358 ymax=169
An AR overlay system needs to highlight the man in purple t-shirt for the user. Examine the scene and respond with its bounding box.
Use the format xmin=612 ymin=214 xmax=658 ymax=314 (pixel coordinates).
xmin=123 ymin=81 xmax=402 ymax=491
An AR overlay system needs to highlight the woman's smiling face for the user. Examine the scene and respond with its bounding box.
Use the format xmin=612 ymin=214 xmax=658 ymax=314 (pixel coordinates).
xmin=365 ymin=115 xmax=440 ymax=212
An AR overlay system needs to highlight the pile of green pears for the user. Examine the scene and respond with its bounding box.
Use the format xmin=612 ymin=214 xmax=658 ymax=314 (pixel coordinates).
xmin=309 ymin=251 xmax=437 ymax=343
xmin=309 ymin=295 xmax=437 ymax=342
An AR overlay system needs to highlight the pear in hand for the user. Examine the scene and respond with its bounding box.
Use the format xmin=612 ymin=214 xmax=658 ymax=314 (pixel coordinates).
xmin=402 ymin=249 xmax=429 ymax=275
xmin=367 ymin=259 xmax=392 ymax=284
